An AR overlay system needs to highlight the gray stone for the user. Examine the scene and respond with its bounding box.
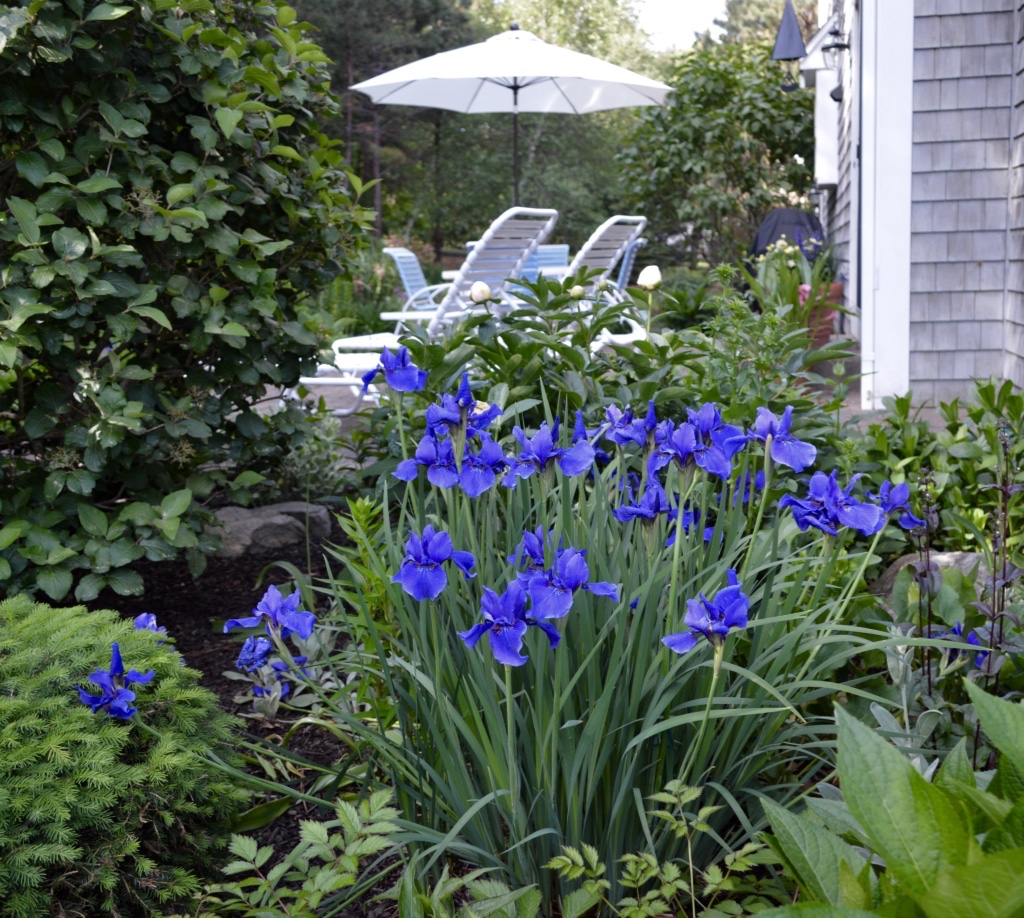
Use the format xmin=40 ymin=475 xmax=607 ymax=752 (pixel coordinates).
xmin=870 ymin=551 xmax=989 ymax=600
xmin=211 ymin=501 xmax=330 ymax=558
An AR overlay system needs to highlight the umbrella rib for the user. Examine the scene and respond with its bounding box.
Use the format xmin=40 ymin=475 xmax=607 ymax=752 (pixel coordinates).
xmin=550 ymin=78 xmax=581 ymax=115
xmin=366 ymin=80 xmax=418 ymax=105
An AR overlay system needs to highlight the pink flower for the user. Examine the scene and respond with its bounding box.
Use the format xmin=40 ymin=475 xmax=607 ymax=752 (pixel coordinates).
xmin=798 ymin=283 xmax=812 ymax=306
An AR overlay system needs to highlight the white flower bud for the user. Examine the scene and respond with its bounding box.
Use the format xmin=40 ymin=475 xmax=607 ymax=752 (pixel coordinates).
xmin=469 ymin=281 xmax=492 ymax=304
xmin=569 ymin=285 xmax=586 ymax=300
xmin=597 ymin=277 xmax=609 ymax=291
xmin=637 ymin=265 xmax=662 ymax=290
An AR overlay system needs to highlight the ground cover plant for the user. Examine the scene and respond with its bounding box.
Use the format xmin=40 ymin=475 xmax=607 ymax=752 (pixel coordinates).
xmin=0 ymin=0 xmax=375 ymax=603
xmin=0 ymin=596 xmax=245 ymax=917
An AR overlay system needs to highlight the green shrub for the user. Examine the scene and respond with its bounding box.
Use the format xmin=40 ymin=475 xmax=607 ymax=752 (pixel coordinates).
xmin=762 ymin=685 xmax=1024 ymax=916
xmin=0 ymin=0 xmax=375 ymax=602
xmin=0 ymin=596 xmax=246 ymax=917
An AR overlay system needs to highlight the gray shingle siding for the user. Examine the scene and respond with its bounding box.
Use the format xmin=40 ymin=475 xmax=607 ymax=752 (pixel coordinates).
xmin=1005 ymin=1 xmax=1024 ymax=385
xmin=909 ymin=0 xmax=1015 ymax=403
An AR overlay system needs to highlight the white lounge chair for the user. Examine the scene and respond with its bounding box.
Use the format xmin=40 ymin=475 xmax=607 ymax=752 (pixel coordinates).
xmin=564 ymin=215 xmax=647 ymax=299
xmin=333 ymin=206 xmax=559 ymax=350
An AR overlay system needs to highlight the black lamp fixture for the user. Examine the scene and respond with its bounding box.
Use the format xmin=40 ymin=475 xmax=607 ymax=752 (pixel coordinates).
xmin=821 ymin=26 xmax=850 ymax=70
xmin=771 ymin=0 xmax=807 ymax=92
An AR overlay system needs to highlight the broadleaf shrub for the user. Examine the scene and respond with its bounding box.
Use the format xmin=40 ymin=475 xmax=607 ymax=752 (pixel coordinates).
xmin=0 ymin=596 xmax=246 ymax=917
xmin=0 ymin=0 xmax=374 ymax=601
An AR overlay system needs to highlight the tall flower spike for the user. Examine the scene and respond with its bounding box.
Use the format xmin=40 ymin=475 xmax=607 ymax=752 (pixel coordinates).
xmin=224 ymin=584 xmax=317 ymax=640
xmin=779 ymin=471 xmax=885 ymax=537
xmin=392 ymin=525 xmax=476 ymax=601
xmin=77 ymin=642 xmax=155 ymax=719
xmin=360 ymin=346 xmax=428 ymax=393
xmin=663 ymin=569 xmax=749 ymax=655
xmin=748 ymin=406 xmax=817 ymax=472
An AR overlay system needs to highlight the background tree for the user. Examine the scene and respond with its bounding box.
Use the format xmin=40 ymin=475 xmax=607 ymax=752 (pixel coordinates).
xmin=712 ymin=0 xmax=818 ymax=45
xmin=617 ymin=42 xmax=814 ymax=269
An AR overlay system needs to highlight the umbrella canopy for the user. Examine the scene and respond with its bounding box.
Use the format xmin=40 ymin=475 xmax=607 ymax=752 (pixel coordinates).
xmin=350 ymin=27 xmax=671 ymax=204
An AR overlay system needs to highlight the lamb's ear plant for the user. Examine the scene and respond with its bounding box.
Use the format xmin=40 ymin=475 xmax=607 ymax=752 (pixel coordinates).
xmin=761 ymin=684 xmax=1024 ymax=917
xmin=305 ymin=345 xmax=909 ymax=909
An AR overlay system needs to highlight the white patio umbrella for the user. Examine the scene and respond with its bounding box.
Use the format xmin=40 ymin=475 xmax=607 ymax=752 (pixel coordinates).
xmin=350 ymin=26 xmax=672 ymax=205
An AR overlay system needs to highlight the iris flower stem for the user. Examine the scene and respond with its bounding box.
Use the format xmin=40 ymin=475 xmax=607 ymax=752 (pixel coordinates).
xmin=678 ymin=642 xmax=726 ymax=787
xmin=395 ymin=391 xmax=408 ymax=461
xmin=666 ymin=472 xmax=698 ymax=627
xmin=645 ymin=290 xmax=654 ymax=338
xmin=741 ymin=437 xmax=773 ymax=581
xmin=504 ymin=664 xmax=520 ymax=863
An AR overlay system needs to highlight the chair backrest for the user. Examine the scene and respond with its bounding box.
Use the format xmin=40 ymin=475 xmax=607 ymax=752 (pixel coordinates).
xmin=520 ymin=244 xmax=571 ymax=282
xmin=615 ymin=236 xmax=646 ymax=290
xmin=430 ymin=207 xmax=559 ymax=335
xmin=566 ymin=215 xmax=648 ymax=286
xmin=383 ymin=247 xmax=432 ymax=306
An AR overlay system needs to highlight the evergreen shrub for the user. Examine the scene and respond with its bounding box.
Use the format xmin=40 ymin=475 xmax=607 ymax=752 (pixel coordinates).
xmin=0 ymin=596 xmax=246 ymax=917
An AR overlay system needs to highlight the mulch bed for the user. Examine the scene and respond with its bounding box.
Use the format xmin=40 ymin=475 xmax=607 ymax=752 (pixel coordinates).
xmin=97 ymin=525 xmax=399 ymax=915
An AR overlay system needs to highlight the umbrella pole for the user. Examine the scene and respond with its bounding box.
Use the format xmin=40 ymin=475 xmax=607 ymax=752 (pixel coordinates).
xmin=513 ymin=85 xmax=520 ymax=206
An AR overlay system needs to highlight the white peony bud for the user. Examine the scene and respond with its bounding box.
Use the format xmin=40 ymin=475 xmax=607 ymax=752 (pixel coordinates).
xmin=569 ymin=285 xmax=586 ymax=300
xmin=469 ymin=281 xmax=492 ymax=304
xmin=597 ymin=277 xmax=609 ymax=291
xmin=637 ymin=265 xmax=662 ymax=290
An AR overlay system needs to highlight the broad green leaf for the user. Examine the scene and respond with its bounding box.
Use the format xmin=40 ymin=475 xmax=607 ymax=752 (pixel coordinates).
xmin=984 ymin=798 xmax=1024 ymax=853
xmin=214 ymin=107 xmax=243 ymax=138
xmin=75 ymin=572 xmax=105 ymax=602
xmin=2 ymin=303 xmax=52 ymax=332
xmin=561 ymin=888 xmax=602 ymax=918
xmin=77 ymin=174 xmax=122 ymax=193
xmin=160 ymin=488 xmax=192 ymax=518
xmin=36 ymin=566 xmax=73 ymax=601
xmin=763 ymin=798 xmax=866 ymax=905
xmin=85 ymin=3 xmax=132 ymax=20
xmin=166 ymin=183 xmax=195 ymax=205
xmin=38 ymin=138 xmax=65 ymax=161
xmin=232 ymin=470 xmax=265 ymax=487
xmin=8 ymin=196 xmax=40 ymax=244
xmin=0 ymin=522 xmax=28 ymax=549
xmin=964 ymin=681 xmax=1024 ymax=764
xmin=0 ymin=558 xmax=10 ymax=580
xmin=220 ymin=321 xmax=250 ymax=336
xmin=230 ymin=796 xmax=293 ymax=833
xmin=106 ymin=568 xmax=143 ymax=596
xmin=836 ymin=707 xmax=971 ymax=899
xmin=935 ymin=739 xmax=975 ymax=792
xmin=269 ymin=144 xmax=304 ymax=161
xmin=131 ymin=305 xmax=172 ymax=329
xmin=52 ymin=226 xmax=89 ymax=260
xmin=78 ymin=503 xmax=108 ymax=538
xmin=919 ymin=850 xmax=1024 ymax=918
xmin=15 ymin=151 xmax=48 ymax=186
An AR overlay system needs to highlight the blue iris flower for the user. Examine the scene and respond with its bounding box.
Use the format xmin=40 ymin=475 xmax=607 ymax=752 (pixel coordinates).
xmin=361 ymin=346 xmax=428 ymax=393
xmin=665 ymin=504 xmax=716 ymax=546
xmin=748 ymin=406 xmax=817 ymax=473
xmin=236 ymin=635 xmax=274 ymax=672
xmin=77 ymin=642 xmax=155 ymax=719
xmin=502 ymin=421 xmax=595 ymax=487
xmin=458 ymin=581 xmax=560 ymax=667
xmin=133 ymin=612 xmax=166 ymax=644
xmin=528 ymin=546 xmax=619 ymax=620
xmin=614 ymin=479 xmax=672 ymax=522
xmin=253 ymin=656 xmax=310 ymax=697
xmin=224 ymin=584 xmax=317 ymax=641
xmin=869 ymin=480 xmax=925 ymax=530
xmin=392 ymin=525 xmax=476 ymax=601
xmin=647 ymin=404 xmax=742 ymax=480
xmin=573 ymin=410 xmax=611 ymax=463
xmin=663 ymin=569 xmax=750 ymax=654
xmin=605 ymin=401 xmax=657 ymax=448
xmin=394 ymin=434 xmax=460 ymax=488
xmin=460 ymin=435 xmax=508 ymax=497
xmin=509 ymin=526 xmax=551 ymax=584
xmin=779 ymin=471 xmax=885 ymax=537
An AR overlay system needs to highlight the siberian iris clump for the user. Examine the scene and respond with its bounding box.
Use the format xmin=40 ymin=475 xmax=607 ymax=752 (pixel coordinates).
xmin=77 ymin=642 xmax=155 ymax=719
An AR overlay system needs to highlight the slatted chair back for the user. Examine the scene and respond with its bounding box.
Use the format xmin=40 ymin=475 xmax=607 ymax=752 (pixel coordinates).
xmin=430 ymin=207 xmax=559 ymax=335
xmin=566 ymin=215 xmax=647 ymax=288
xmin=382 ymin=247 xmax=435 ymax=310
xmin=615 ymin=236 xmax=646 ymax=291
